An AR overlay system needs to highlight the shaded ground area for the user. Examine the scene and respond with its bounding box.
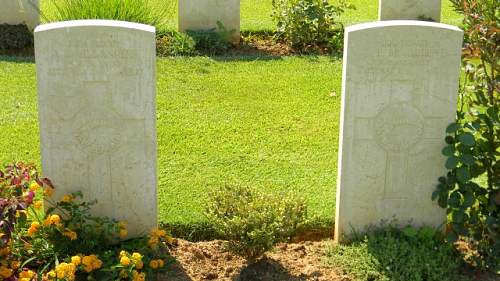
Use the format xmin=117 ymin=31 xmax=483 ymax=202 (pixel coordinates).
xmin=163 ymin=240 xmax=345 ymax=281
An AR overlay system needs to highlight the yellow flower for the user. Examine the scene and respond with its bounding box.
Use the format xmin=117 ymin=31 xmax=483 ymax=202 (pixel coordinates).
xmin=135 ymin=260 xmax=144 ymax=270
xmin=61 ymin=194 xmax=74 ymax=203
xmin=33 ymin=200 xmax=43 ymax=209
xmin=28 ymin=221 xmax=40 ymax=236
xmin=44 ymin=186 xmax=54 ymax=197
xmin=119 ymin=228 xmax=128 ymax=238
xmin=158 ymin=259 xmax=165 ymax=268
xmin=71 ymin=255 xmax=81 ymax=266
xmin=119 ymin=250 xmax=128 ymax=257
xmin=63 ymin=229 xmax=78 ymax=240
xmin=19 ymin=270 xmax=35 ymax=279
xmin=0 ymin=266 xmax=12 ymax=278
xmin=82 ymin=255 xmax=102 ymax=272
xmin=120 ymin=256 xmax=131 ymax=266
xmin=149 ymin=260 xmax=159 ymax=269
xmin=46 ymin=270 xmax=56 ymax=279
xmin=29 ymin=182 xmax=40 ymax=191
xmin=131 ymin=252 xmax=142 ymax=262
xmin=44 ymin=214 xmax=62 ymax=226
xmin=10 ymin=260 xmax=20 ymax=269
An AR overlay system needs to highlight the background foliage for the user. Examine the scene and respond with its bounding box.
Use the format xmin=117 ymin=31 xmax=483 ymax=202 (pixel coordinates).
xmin=433 ymin=0 xmax=499 ymax=271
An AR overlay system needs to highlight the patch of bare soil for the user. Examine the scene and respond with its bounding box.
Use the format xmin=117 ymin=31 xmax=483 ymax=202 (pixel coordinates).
xmin=162 ymin=239 xmax=347 ymax=281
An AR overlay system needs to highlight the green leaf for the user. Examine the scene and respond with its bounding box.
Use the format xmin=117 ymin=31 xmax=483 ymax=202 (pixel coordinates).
xmin=463 ymin=191 xmax=474 ymax=208
xmin=458 ymin=133 xmax=476 ymax=146
xmin=445 ymin=156 xmax=460 ymax=169
xmin=461 ymin=153 xmax=475 ymax=165
xmin=446 ymin=231 xmax=458 ymax=243
xmin=446 ymin=123 xmax=460 ymax=134
xmin=442 ymin=145 xmax=455 ymax=156
xmin=402 ymin=226 xmax=418 ymax=238
xmin=456 ymin=166 xmax=471 ymax=183
xmin=452 ymin=210 xmax=464 ymax=223
xmin=448 ymin=191 xmax=461 ymax=208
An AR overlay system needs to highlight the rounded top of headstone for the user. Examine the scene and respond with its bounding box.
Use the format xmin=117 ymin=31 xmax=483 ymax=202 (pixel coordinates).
xmin=346 ymin=20 xmax=462 ymax=33
xmin=34 ymin=20 xmax=155 ymax=34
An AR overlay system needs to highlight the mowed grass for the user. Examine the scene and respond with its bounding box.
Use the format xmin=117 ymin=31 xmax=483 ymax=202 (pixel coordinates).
xmin=0 ymin=56 xmax=342 ymax=227
xmin=41 ymin=0 xmax=463 ymax=30
xmin=1 ymin=3 xmax=463 ymax=230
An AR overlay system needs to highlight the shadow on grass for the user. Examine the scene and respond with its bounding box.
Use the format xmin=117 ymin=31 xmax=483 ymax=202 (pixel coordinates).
xmin=0 ymin=54 xmax=35 ymax=64
xmin=234 ymin=257 xmax=308 ymax=281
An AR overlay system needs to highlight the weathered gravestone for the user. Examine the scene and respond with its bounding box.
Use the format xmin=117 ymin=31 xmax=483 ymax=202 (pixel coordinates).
xmin=379 ymin=0 xmax=441 ymax=22
xmin=1 ymin=0 xmax=40 ymax=29
xmin=35 ymin=20 xmax=157 ymax=237
xmin=335 ymin=21 xmax=463 ymax=242
xmin=178 ymin=0 xmax=240 ymax=43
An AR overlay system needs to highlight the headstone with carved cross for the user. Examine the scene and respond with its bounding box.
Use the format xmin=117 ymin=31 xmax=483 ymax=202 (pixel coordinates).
xmin=35 ymin=20 xmax=157 ymax=237
xmin=379 ymin=0 xmax=441 ymax=22
xmin=334 ymin=21 xmax=462 ymax=242
xmin=178 ymin=0 xmax=240 ymax=44
xmin=0 ymin=0 xmax=40 ymax=29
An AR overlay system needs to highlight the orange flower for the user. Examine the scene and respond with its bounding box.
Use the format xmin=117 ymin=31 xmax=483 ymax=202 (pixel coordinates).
xmin=28 ymin=222 xmax=40 ymax=236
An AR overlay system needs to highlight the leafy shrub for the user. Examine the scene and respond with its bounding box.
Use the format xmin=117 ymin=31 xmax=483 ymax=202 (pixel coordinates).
xmin=271 ymin=0 xmax=353 ymax=52
xmin=0 ymin=162 xmax=173 ymax=280
xmin=187 ymin=21 xmax=236 ymax=55
xmin=433 ymin=0 xmax=499 ymax=271
xmin=326 ymin=225 xmax=463 ymax=281
xmin=44 ymin=0 xmax=174 ymax=35
xmin=157 ymin=32 xmax=196 ymax=56
xmin=205 ymin=185 xmax=308 ymax=261
xmin=0 ymin=24 xmax=33 ymax=50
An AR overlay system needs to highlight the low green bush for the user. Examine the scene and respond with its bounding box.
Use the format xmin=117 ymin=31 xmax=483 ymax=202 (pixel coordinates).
xmin=44 ymin=0 xmax=173 ymax=35
xmin=326 ymin=225 xmax=464 ymax=281
xmin=205 ymin=185 xmax=308 ymax=261
xmin=157 ymin=32 xmax=196 ymax=57
xmin=271 ymin=0 xmax=353 ymax=53
xmin=0 ymin=24 xmax=33 ymax=51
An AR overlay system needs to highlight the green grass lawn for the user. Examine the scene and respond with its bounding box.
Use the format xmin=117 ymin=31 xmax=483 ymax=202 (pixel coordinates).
xmin=0 ymin=56 xmax=342 ymax=228
xmin=1 ymin=2 xmax=464 ymax=232
xmin=41 ymin=0 xmax=463 ymax=30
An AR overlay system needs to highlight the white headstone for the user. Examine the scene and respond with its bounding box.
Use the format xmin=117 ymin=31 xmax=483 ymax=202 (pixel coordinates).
xmin=1 ymin=0 xmax=40 ymax=29
xmin=35 ymin=20 xmax=157 ymax=237
xmin=178 ymin=0 xmax=240 ymax=43
xmin=335 ymin=21 xmax=463 ymax=242
xmin=379 ymin=0 xmax=441 ymax=22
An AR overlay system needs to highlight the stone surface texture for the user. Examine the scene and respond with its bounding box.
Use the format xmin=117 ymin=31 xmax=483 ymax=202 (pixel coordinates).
xmin=379 ymin=0 xmax=441 ymax=22
xmin=1 ymin=0 xmax=40 ymax=29
xmin=178 ymin=0 xmax=240 ymax=43
xmin=35 ymin=20 xmax=157 ymax=237
xmin=335 ymin=21 xmax=462 ymax=242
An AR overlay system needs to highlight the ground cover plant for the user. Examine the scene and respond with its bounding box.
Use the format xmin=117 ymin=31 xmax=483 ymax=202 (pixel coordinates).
xmin=433 ymin=0 xmax=499 ymax=272
xmin=325 ymin=224 xmax=465 ymax=281
xmin=0 ymin=162 xmax=172 ymax=280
